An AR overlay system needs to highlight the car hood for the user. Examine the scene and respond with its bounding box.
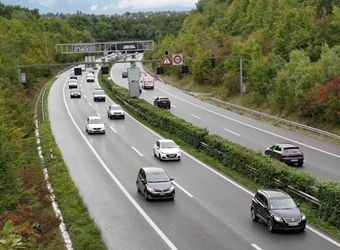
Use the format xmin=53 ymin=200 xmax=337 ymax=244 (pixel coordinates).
xmin=160 ymin=148 xmax=180 ymax=154
xmin=110 ymin=109 xmax=124 ymax=113
xmin=88 ymin=124 xmax=105 ymax=129
xmin=271 ymin=207 xmax=302 ymax=218
xmin=147 ymin=181 xmax=172 ymax=190
xmin=94 ymin=94 xmax=105 ymax=96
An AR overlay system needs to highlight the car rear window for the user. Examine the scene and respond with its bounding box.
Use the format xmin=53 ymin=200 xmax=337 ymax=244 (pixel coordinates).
xmin=160 ymin=98 xmax=169 ymax=101
xmin=283 ymin=147 xmax=300 ymax=153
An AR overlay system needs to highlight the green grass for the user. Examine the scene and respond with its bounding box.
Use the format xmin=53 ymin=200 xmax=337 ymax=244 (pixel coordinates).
xmin=37 ymin=78 xmax=107 ymax=250
xmin=99 ymin=73 xmax=340 ymax=241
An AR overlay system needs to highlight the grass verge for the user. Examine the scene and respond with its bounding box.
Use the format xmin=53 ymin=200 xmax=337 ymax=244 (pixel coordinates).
xmin=144 ymin=63 xmax=340 ymax=147
xmin=37 ymin=77 xmax=107 ymax=250
xmin=99 ymin=73 xmax=340 ymax=241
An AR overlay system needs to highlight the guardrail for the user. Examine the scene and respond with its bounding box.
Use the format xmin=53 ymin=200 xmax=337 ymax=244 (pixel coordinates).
xmin=199 ymin=142 xmax=321 ymax=207
xmin=141 ymin=57 xmax=340 ymax=141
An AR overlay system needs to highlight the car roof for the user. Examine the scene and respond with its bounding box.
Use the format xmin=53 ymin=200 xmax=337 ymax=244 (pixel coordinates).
xmin=159 ymin=139 xmax=175 ymax=143
xmin=258 ymin=189 xmax=290 ymax=199
xmin=110 ymin=104 xmax=121 ymax=107
xmin=88 ymin=116 xmax=101 ymax=120
xmin=276 ymin=143 xmax=299 ymax=148
xmin=142 ymin=167 xmax=166 ymax=173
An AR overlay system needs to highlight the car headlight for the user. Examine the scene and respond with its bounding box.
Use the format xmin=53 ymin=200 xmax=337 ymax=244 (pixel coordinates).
xmin=146 ymin=186 xmax=154 ymax=192
xmin=273 ymin=215 xmax=283 ymax=223
xmin=169 ymin=185 xmax=175 ymax=191
xmin=301 ymin=213 xmax=306 ymax=221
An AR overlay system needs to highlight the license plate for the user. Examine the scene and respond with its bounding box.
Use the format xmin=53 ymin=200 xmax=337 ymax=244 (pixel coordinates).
xmin=291 ymin=159 xmax=298 ymax=162
xmin=160 ymin=193 xmax=165 ymax=195
xmin=289 ymin=222 xmax=299 ymax=226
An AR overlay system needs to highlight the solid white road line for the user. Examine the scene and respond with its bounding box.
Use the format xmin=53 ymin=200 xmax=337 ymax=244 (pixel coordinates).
xmin=108 ymin=65 xmax=340 ymax=247
xmin=224 ymin=128 xmax=240 ymax=136
xmin=89 ymin=102 xmax=92 ymax=106
xmin=191 ymin=114 xmax=201 ymax=120
xmin=154 ymin=87 xmax=340 ymax=159
xmin=110 ymin=126 xmax=117 ymax=133
xmin=251 ymin=244 xmax=262 ymax=250
xmin=62 ymin=79 xmax=178 ymax=250
xmin=84 ymin=95 xmax=87 ymax=98
xmin=96 ymin=112 xmax=101 ymax=117
xmin=171 ymin=105 xmax=176 ymax=108
xmin=172 ymin=181 xmax=193 ymax=198
xmin=132 ymin=147 xmax=143 ymax=157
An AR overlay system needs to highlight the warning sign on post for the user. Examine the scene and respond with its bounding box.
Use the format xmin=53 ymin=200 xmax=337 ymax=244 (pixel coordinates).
xmin=162 ymin=55 xmax=172 ymax=65
xmin=172 ymin=54 xmax=183 ymax=65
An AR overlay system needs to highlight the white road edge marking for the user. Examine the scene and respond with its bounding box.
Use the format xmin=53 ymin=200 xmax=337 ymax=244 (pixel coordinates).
xmin=84 ymin=95 xmax=87 ymax=98
xmin=106 ymin=82 xmax=340 ymax=247
xmin=172 ymin=181 xmax=193 ymax=198
xmin=224 ymin=128 xmax=240 ymax=136
xmin=154 ymin=87 xmax=340 ymax=159
xmin=171 ymin=105 xmax=176 ymax=108
xmin=62 ymin=79 xmax=178 ymax=250
xmin=251 ymin=244 xmax=262 ymax=250
xmin=96 ymin=112 xmax=101 ymax=117
xmin=89 ymin=102 xmax=92 ymax=106
xmin=132 ymin=146 xmax=143 ymax=157
xmin=191 ymin=114 xmax=201 ymax=120
xmin=110 ymin=126 xmax=117 ymax=133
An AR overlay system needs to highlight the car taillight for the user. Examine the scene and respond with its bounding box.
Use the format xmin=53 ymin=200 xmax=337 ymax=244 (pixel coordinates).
xmin=281 ymin=153 xmax=289 ymax=157
xmin=168 ymin=100 xmax=171 ymax=103
xmin=158 ymin=100 xmax=161 ymax=103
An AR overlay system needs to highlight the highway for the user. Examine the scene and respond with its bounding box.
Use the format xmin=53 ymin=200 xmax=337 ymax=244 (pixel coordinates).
xmin=112 ymin=54 xmax=340 ymax=182
xmin=47 ymin=64 xmax=340 ymax=249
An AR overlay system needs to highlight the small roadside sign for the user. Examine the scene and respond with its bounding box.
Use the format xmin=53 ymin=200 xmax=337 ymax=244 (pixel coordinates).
xmin=162 ymin=55 xmax=172 ymax=65
xmin=172 ymin=54 xmax=183 ymax=65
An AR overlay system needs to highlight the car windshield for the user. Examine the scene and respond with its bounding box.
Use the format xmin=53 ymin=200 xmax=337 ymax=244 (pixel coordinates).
xmin=160 ymin=141 xmax=177 ymax=148
xmin=95 ymin=90 xmax=105 ymax=94
xmin=111 ymin=106 xmax=122 ymax=110
xmin=146 ymin=172 xmax=170 ymax=182
xmin=270 ymin=198 xmax=297 ymax=210
xmin=71 ymin=90 xmax=80 ymax=93
xmin=89 ymin=118 xmax=103 ymax=124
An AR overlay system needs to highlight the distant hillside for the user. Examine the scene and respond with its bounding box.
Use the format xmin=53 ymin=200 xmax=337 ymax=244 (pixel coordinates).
xmin=145 ymin=0 xmax=340 ymax=127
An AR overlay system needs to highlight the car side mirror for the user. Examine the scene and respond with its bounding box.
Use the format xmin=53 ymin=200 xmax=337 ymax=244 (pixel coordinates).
xmin=297 ymin=203 xmax=300 ymax=207
xmin=178 ymin=146 xmax=180 ymax=148
xmin=170 ymin=178 xmax=174 ymax=181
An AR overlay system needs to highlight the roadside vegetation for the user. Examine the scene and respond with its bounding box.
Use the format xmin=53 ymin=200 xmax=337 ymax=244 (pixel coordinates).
xmin=144 ymin=0 xmax=340 ymax=136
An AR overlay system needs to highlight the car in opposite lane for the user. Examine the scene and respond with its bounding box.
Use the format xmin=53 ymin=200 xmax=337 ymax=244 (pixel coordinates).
xmin=153 ymin=139 xmax=181 ymax=161
xmin=70 ymin=89 xmax=81 ymax=98
xmin=265 ymin=143 xmax=304 ymax=166
xmin=85 ymin=116 xmax=105 ymax=134
xmin=251 ymin=189 xmax=306 ymax=233
xmin=68 ymin=78 xmax=78 ymax=89
xmin=154 ymin=96 xmax=171 ymax=109
xmin=136 ymin=167 xmax=175 ymax=201
xmin=93 ymin=88 xmax=106 ymax=102
xmin=107 ymin=104 xmax=125 ymax=119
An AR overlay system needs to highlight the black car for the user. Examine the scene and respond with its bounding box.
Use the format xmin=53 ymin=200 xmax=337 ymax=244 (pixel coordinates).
xmin=265 ymin=143 xmax=304 ymax=166
xmin=70 ymin=89 xmax=81 ymax=98
xmin=122 ymin=71 xmax=128 ymax=78
xmin=136 ymin=167 xmax=175 ymax=201
xmin=70 ymin=75 xmax=77 ymax=80
xmin=154 ymin=96 xmax=171 ymax=109
xmin=251 ymin=189 xmax=306 ymax=232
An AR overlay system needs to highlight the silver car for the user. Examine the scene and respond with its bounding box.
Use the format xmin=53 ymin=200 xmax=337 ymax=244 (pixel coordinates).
xmin=107 ymin=104 xmax=125 ymax=119
xmin=85 ymin=116 xmax=105 ymax=134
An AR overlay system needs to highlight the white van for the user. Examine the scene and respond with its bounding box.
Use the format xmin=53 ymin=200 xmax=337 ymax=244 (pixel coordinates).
xmin=140 ymin=76 xmax=154 ymax=89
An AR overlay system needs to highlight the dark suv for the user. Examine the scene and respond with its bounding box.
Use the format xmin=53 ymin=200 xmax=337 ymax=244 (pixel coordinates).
xmin=154 ymin=96 xmax=171 ymax=109
xmin=251 ymin=189 xmax=306 ymax=232
xmin=265 ymin=143 xmax=304 ymax=166
xmin=136 ymin=167 xmax=175 ymax=201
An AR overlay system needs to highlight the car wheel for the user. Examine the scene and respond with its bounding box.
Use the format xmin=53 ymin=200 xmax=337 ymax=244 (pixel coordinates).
xmin=168 ymin=105 xmax=171 ymax=109
xmin=169 ymin=196 xmax=174 ymax=201
xmin=276 ymin=155 xmax=281 ymax=161
xmin=122 ymin=115 xmax=125 ymax=119
xmin=297 ymin=162 xmax=303 ymax=167
xmin=144 ymin=189 xmax=148 ymax=201
xmin=267 ymin=218 xmax=275 ymax=233
xmin=153 ymin=149 xmax=157 ymax=157
xmin=137 ymin=182 xmax=141 ymax=193
xmin=108 ymin=113 xmax=110 ymax=118
xmin=158 ymin=154 xmax=162 ymax=161
xmin=251 ymin=207 xmax=259 ymax=222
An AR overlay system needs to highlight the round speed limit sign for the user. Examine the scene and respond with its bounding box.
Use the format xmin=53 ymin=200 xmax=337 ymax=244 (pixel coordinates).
xmin=172 ymin=54 xmax=183 ymax=65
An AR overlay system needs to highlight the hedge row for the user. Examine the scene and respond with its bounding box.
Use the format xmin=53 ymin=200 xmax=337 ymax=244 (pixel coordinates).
xmin=101 ymin=75 xmax=340 ymax=229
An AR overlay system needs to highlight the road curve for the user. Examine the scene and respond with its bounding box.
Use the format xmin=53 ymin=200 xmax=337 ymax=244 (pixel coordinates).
xmin=47 ymin=65 xmax=340 ymax=250
xmin=112 ymin=54 xmax=340 ymax=182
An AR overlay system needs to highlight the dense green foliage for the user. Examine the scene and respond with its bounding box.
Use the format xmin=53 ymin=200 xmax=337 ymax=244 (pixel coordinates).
xmin=0 ymin=3 xmax=104 ymax=248
xmin=145 ymin=0 xmax=340 ymax=126
xmin=100 ymin=72 xmax=340 ymax=230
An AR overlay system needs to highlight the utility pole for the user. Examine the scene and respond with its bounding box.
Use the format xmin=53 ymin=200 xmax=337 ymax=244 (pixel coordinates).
xmin=44 ymin=24 xmax=48 ymax=57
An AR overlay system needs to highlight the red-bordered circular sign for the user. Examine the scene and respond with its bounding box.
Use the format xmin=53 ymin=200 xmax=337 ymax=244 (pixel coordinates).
xmin=173 ymin=54 xmax=183 ymax=65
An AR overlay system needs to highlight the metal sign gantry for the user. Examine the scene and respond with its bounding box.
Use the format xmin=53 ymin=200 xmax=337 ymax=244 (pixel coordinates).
xmin=55 ymin=40 xmax=155 ymax=54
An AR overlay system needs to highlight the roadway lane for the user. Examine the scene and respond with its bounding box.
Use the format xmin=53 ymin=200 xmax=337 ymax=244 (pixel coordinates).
xmin=83 ymin=66 xmax=340 ymax=250
xmin=49 ymin=71 xmax=254 ymax=250
xmin=111 ymin=55 xmax=340 ymax=182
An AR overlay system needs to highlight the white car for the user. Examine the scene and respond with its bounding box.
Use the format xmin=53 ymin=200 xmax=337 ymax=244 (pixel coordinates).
xmin=86 ymin=74 xmax=95 ymax=82
xmin=107 ymin=104 xmax=125 ymax=119
xmin=153 ymin=139 xmax=181 ymax=161
xmin=85 ymin=116 xmax=105 ymax=134
xmin=68 ymin=79 xmax=78 ymax=89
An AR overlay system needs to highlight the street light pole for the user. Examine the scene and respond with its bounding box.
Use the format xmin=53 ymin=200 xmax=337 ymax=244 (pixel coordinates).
xmin=44 ymin=24 xmax=48 ymax=57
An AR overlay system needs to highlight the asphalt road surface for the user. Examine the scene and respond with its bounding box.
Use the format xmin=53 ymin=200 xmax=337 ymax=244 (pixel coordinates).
xmin=47 ymin=64 xmax=340 ymax=249
xmin=112 ymin=54 xmax=340 ymax=182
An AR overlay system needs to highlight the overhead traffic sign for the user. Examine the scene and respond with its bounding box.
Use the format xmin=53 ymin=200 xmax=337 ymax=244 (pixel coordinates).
xmin=162 ymin=55 xmax=172 ymax=65
xmin=172 ymin=54 xmax=183 ymax=65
